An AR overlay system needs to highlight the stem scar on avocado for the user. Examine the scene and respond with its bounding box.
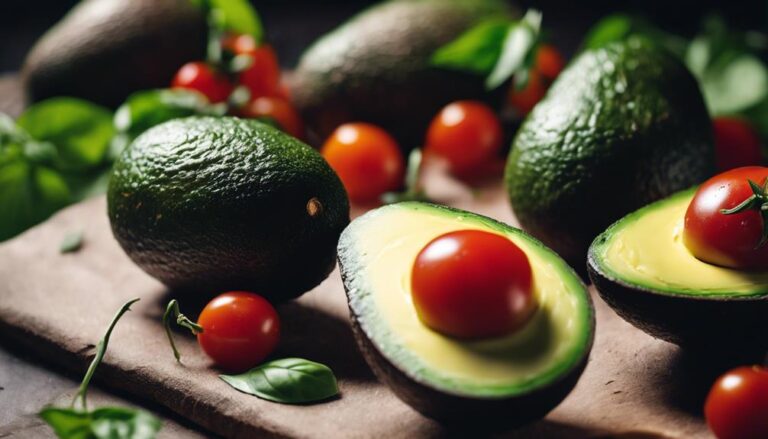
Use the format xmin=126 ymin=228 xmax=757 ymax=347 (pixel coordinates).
xmin=307 ymin=197 xmax=323 ymax=217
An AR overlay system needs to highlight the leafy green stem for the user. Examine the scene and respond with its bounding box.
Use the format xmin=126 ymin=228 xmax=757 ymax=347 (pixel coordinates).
xmin=71 ymin=298 xmax=140 ymax=410
xmin=720 ymin=178 xmax=768 ymax=248
xmin=163 ymin=300 xmax=204 ymax=363
xmin=381 ymin=149 xmax=431 ymax=204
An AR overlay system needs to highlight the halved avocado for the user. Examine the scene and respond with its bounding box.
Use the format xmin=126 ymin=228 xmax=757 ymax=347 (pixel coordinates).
xmin=338 ymin=203 xmax=594 ymax=425
xmin=588 ymin=189 xmax=768 ymax=351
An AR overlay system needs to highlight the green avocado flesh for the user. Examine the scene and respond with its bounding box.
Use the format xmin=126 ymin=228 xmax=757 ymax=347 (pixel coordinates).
xmin=590 ymin=189 xmax=768 ymax=297
xmin=339 ymin=203 xmax=593 ymax=397
xmin=108 ymin=116 xmax=349 ymax=301
xmin=505 ymin=37 xmax=715 ymax=267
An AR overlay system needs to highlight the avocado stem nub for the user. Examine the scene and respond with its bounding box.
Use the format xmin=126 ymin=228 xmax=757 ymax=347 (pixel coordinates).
xmin=307 ymin=198 xmax=323 ymax=217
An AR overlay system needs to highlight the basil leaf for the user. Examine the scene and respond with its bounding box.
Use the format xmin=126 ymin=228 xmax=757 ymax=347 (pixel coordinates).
xmin=486 ymin=9 xmax=542 ymax=90
xmin=431 ymin=18 xmax=512 ymax=74
xmin=114 ymin=89 xmax=224 ymax=150
xmin=581 ymin=14 xmax=687 ymax=57
xmin=40 ymin=406 xmax=161 ymax=439
xmin=0 ymin=161 xmax=70 ymax=241
xmin=60 ymin=231 xmax=83 ymax=253
xmin=192 ymin=0 xmax=263 ymax=42
xmin=220 ymin=358 xmax=339 ymax=404
xmin=17 ymin=98 xmax=114 ymax=172
xmin=698 ymin=54 xmax=768 ymax=115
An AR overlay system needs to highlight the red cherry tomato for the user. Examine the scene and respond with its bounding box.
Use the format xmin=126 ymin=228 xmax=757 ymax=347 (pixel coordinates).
xmin=508 ymin=44 xmax=564 ymax=116
xmin=535 ymin=44 xmax=565 ymax=81
xmin=713 ymin=117 xmax=763 ymax=171
xmin=424 ymin=101 xmax=503 ymax=177
xmin=221 ymin=33 xmax=258 ymax=55
xmin=171 ymin=61 xmax=233 ymax=103
xmin=705 ymin=365 xmax=768 ymax=439
xmin=196 ymin=291 xmax=280 ymax=372
xmin=239 ymin=96 xmax=304 ymax=139
xmin=683 ymin=166 xmax=768 ymax=270
xmin=321 ymin=123 xmax=405 ymax=204
xmin=240 ymin=45 xmax=282 ymax=99
xmin=410 ymin=230 xmax=536 ymax=339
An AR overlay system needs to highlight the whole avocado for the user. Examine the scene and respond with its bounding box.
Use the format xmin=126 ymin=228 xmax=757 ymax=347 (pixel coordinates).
xmin=22 ymin=0 xmax=206 ymax=108
xmin=505 ymin=37 xmax=715 ymax=269
xmin=108 ymin=117 xmax=350 ymax=301
xmin=290 ymin=0 xmax=513 ymax=147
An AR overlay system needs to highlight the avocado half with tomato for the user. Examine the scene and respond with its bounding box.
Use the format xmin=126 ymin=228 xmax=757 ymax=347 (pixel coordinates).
xmin=338 ymin=203 xmax=594 ymax=424
xmin=588 ymin=188 xmax=768 ymax=351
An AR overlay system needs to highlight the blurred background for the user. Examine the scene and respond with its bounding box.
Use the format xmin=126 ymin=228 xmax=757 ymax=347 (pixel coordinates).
xmin=1 ymin=0 xmax=765 ymax=74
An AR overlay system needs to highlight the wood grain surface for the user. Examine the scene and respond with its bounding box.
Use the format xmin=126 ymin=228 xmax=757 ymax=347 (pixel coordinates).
xmin=0 ymin=162 xmax=721 ymax=438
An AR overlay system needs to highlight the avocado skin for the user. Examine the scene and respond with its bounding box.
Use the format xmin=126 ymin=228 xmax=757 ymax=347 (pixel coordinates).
xmin=290 ymin=0 xmax=511 ymax=147
xmin=107 ymin=117 xmax=349 ymax=301
xmin=338 ymin=203 xmax=595 ymax=425
xmin=349 ymin=314 xmax=590 ymax=426
xmin=22 ymin=0 xmax=206 ymax=108
xmin=587 ymin=248 xmax=768 ymax=352
xmin=506 ymin=38 xmax=715 ymax=269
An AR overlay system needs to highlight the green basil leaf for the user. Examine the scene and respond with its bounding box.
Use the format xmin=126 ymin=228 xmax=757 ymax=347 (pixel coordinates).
xmin=114 ymin=89 xmax=223 ymax=148
xmin=0 ymin=161 xmax=70 ymax=241
xmin=205 ymin=0 xmax=263 ymax=42
xmin=431 ymin=18 xmax=512 ymax=74
xmin=60 ymin=230 xmax=84 ymax=253
xmin=17 ymin=98 xmax=114 ymax=172
xmin=40 ymin=406 xmax=161 ymax=439
xmin=581 ymin=14 xmax=687 ymax=57
xmin=486 ymin=9 xmax=542 ymax=90
xmin=220 ymin=358 xmax=339 ymax=404
xmin=698 ymin=54 xmax=768 ymax=115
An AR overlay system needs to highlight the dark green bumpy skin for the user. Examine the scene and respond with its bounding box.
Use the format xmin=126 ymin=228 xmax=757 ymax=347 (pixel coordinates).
xmin=505 ymin=37 xmax=715 ymax=269
xmin=22 ymin=0 xmax=206 ymax=108
xmin=108 ymin=117 xmax=350 ymax=302
xmin=290 ymin=0 xmax=512 ymax=147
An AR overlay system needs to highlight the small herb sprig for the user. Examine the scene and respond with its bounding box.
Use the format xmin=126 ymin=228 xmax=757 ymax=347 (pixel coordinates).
xmin=39 ymin=298 xmax=163 ymax=439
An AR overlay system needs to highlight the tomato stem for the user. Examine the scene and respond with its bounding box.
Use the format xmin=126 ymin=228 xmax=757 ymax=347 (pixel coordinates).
xmin=163 ymin=300 xmax=204 ymax=364
xmin=720 ymin=178 xmax=768 ymax=249
xmin=71 ymin=298 xmax=140 ymax=410
xmin=381 ymin=149 xmax=431 ymax=204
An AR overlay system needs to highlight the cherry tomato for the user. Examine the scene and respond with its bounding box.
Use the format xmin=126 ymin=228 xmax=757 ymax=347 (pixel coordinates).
xmin=410 ymin=230 xmax=536 ymax=339
xmin=240 ymin=45 xmax=282 ymax=99
xmin=424 ymin=101 xmax=503 ymax=177
xmin=705 ymin=365 xmax=768 ymax=439
xmin=171 ymin=61 xmax=233 ymax=103
xmin=535 ymin=44 xmax=565 ymax=81
xmin=683 ymin=166 xmax=768 ymax=270
xmin=321 ymin=123 xmax=405 ymax=204
xmin=713 ymin=117 xmax=763 ymax=171
xmin=239 ymin=96 xmax=304 ymax=139
xmin=196 ymin=291 xmax=280 ymax=372
xmin=221 ymin=33 xmax=258 ymax=55
xmin=508 ymin=44 xmax=565 ymax=116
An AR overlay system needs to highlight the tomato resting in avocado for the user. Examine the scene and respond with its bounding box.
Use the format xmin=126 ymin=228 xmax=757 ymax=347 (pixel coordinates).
xmin=683 ymin=166 xmax=768 ymax=270
xmin=411 ymin=229 xmax=536 ymax=339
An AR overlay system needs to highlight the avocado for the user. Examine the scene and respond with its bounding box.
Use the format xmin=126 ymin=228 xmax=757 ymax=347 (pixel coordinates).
xmin=338 ymin=202 xmax=594 ymax=424
xmin=505 ymin=37 xmax=715 ymax=269
xmin=108 ymin=117 xmax=349 ymax=301
xmin=588 ymin=188 xmax=768 ymax=351
xmin=290 ymin=0 xmax=513 ymax=147
xmin=22 ymin=0 xmax=206 ymax=108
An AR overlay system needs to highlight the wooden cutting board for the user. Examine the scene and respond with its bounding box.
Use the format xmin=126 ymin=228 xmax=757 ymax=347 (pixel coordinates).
xmin=0 ymin=161 xmax=721 ymax=438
